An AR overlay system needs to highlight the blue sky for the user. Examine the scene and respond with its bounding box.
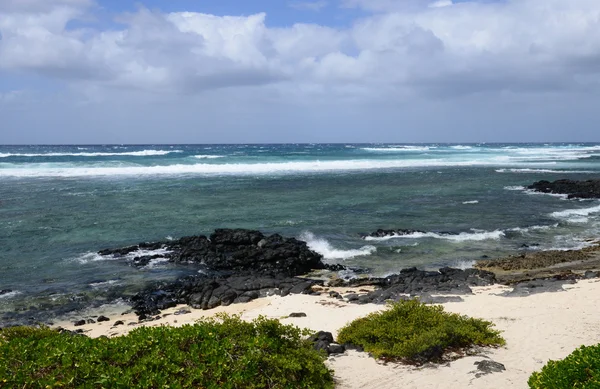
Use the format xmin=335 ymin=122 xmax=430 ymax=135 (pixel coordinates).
xmin=1 ymin=0 xmax=599 ymax=144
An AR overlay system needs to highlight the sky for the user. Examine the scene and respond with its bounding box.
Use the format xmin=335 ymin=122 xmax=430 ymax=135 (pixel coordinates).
xmin=1 ymin=0 xmax=599 ymax=144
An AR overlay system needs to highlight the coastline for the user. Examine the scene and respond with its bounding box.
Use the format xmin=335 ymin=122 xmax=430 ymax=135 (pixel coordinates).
xmin=52 ymin=279 xmax=600 ymax=389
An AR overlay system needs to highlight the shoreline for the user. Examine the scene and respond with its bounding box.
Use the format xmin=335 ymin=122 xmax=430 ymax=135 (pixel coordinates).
xmin=52 ymin=279 xmax=600 ymax=389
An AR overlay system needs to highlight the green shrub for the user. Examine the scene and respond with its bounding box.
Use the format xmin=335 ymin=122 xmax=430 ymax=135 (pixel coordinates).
xmin=528 ymin=344 xmax=600 ymax=389
xmin=337 ymin=299 xmax=505 ymax=364
xmin=0 ymin=315 xmax=334 ymax=389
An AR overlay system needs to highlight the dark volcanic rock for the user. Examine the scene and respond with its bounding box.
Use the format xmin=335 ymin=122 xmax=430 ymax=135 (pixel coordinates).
xmin=528 ymin=179 xmax=600 ymax=199
xmin=0 ymin=289 xmax=12 ymax=296
xmin=73 ymin=319 xmax=86 ymax=326
xmin=501 ymin=278 xmax=576 ymax=297
xmin=364 ymin=228 xmax=426 ymax=238
xmin=100 ymin=228 xmax=327 ymax=277
xmin=332 ymin=267 xmax=496 ymax=305
xmin=130 ymin=274 xmax=321 ymax=319
xmin=97 ymin=315 xmax=110 ymax=322
xmin=289 ymin=312 xmax=307 ymax=318
xmin=473 ymin=360 xmax=506 ymax=378
xmin=309 ymin=331 xmax=344 ymax=355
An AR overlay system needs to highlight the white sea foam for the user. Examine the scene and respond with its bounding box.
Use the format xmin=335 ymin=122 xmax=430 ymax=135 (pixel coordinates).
xmin=462 ymin=200 xmax=479 ymax=204
xmin=448 ymin=259 xmax=476 ymax=270
xmin=450 ymin=145 xmax=474 ymax=150
xmin=550 ymin=204 xmax=600 ymax=219
xmin=508 ymin=224 xmax=558 ymax=233
xmin=75 ymin=252 xmax=112 ymax=264
xmin=504 ymin=186 xmax=526 ymax=191
xmin=143 ymin=257 xmax=171 ymax=269
xmin=524 ymin=189 xmax=569 ymax=199
xmin=192 ymin=155 xmax=225 ymax=159
xmin=364 ymin=229 xmax=505 ymax=242
xmin=0 ymin=290 xmax=21 ymax=299
xmin=299 ymin=232 xmax=376 ymax=260
xmin=75 ymin=248 xmax=172 ymax=264
xmin=0 ymin=150 xmax=182 ymax=158
xmin=496 ymin=168 xmax=595 ymax=174
xmin=0 ymin=158 xmax=538 ymax=177
xmin=362 ymin=146 xmax=431 ymax=152
xmin=123 ymin=248 xmax=172 ymax=260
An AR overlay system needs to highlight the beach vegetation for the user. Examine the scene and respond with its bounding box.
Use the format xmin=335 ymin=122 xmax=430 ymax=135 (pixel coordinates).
xmin=0 ymin=314 xmax=334 ymax=389
xmin=528 ymin=344 xmax=600 ymax=388
xmin=337 ymin=299 xmax=505 ymax=364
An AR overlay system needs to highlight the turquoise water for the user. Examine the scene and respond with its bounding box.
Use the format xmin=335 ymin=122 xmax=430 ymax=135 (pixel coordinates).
xmin=1 ymin=143 xmax=600 ymax=322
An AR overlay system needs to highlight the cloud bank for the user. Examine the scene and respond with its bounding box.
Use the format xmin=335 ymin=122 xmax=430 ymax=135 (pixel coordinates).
xmin=1 ymin=0 xmax=599 ymax=143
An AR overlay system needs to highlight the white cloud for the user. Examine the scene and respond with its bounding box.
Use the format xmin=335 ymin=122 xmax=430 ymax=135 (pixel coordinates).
xmin=1 ymin=0 xmax=600 ymax=103
xmin=429 ymin=0 xmax=452 ymax=8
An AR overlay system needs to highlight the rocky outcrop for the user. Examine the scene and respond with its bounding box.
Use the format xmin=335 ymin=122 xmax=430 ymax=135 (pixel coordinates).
xmin=130 ymin=274 xmax=320 ymax=319
xmin=99 ymin=228 xmax=327 ymax=277
xmin=363 ymin=229 xmax=425 ymax=238
xmin=528 ymin=179 xmax=600 ymax=199
xmin=330 ymin=267 xmax=496 ymax=304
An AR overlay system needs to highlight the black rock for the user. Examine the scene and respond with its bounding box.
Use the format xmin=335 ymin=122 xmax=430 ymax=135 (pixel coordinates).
xmin=473 ymin=360 xmax=506 ymax=378
xmin=86 ymin=319 xmax=96 ymax=324
xmin=114 ymin=320 xmax=124 ymax=326
xmin=289 ymin=312 xmax=307 ymax=318
xmin=100 ymin=228 xmax=327 ymax=278
xmin=527 ymin=179 xmax=600 ymax=199
xmin=0 ymin=290 xmax=12 ymax=296
xmin=309 ymin=331 xmax=335 ymax=344
xmin=364 ymin=229 xmax=426 ymax=238
xmin=335 ymin=267 xmax=496 ymax=306
xmin=73 ymin=320 xmax=86 ymax=326
xmin=130 ymin=273 xmax=322 ymax=320
xmin=327 ymin=343 xmax=346 ymax=355
xmin=344 ymin=294 xmax=359 ymax=301
xmin=97 ymin=315 xmax=110 ymax=322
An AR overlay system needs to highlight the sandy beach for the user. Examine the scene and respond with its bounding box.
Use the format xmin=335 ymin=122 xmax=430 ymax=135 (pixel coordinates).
xmin=53 ymin=279 xmax=600 ymax=389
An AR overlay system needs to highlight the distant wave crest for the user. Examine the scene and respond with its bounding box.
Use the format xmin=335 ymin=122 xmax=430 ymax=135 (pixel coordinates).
xmin=0 ymin=150 xmax=182 ymax=158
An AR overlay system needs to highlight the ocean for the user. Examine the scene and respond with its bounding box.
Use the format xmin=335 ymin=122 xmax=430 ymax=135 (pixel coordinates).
xmin=1 ymin=143 xmax=600 ymax=324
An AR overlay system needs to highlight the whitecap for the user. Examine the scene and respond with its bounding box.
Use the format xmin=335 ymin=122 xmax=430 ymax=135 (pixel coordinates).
xmin=0 ymin=290 xmax=21 ymax=299
xmin=299 ymin=232 xmax=376 ymax=260
xmin=0 ymin=159 xmax=526 ymax=178
xmin=504 ymin=186 xmax=526 ymax=191
xmin=496 ymin=168 xmax=595 ymax=174
xmin=508 ymin=224 xmax=558 ymax=233
xmin=550 ymin=204 xmax=600 ymax=219
xmin=75 ymin=252 xmax=112 ymax=264
xmin=0 ymin=150 xmax=182 ymax=158
xmin=364 ymin=229 xmax=505 ymax=242
xmin=362 ymin=146 xmax=431 ymax=152
xmin=462 ymin=200 xmax=479 ymax=205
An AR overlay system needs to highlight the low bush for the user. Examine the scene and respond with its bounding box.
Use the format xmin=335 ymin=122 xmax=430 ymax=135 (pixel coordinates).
xmin=528 ymin=344 xmax=600 ymax=389
xmin=337 ymin=299 xmax=505 ymax=364
xmin=0 ymin=314 xmax=334 ymax=389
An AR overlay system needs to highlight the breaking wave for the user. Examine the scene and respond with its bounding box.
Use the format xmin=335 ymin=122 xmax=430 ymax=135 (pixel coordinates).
xmin=0 ymin=150 xmax=182 ymax=158
xmin=299 ymin=232 xmax=376 ymax=260
xmin=364 ymin=229 xmax=505 ymax=242
xmin=0 ymin=158 xmax=546 ymax=178
xmin=550 ymin=204 xmax=600 ymax=219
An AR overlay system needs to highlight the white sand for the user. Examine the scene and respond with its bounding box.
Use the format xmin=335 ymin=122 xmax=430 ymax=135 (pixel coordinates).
xmin=53 ymin=280 xmax=600 ymax=389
